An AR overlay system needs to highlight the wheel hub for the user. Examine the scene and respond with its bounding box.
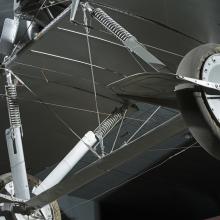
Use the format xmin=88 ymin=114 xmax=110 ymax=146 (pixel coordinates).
xmin=202 ymin=54 xmax=220 ymax=123
xmin=0 ymin=181 xmax=54 ymax=220
xmin=0 ymin=173 xmax=60 ymax=220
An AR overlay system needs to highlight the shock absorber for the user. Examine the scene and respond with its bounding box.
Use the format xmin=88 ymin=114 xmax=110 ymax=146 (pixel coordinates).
xmin=84 ymin=3 xmax=166 ymax=70
xmin=94 ymin=111 xmax=123 ymax=137
xmin=4 ymin=69 xmax=30 ymax=200
xmin=5 ymin=83 xmax=22 ymax=128
xmin=33 ymin=107 xmax=126 ymax=195
xmin=91 ymin=8 xmax=132 ymax=42
xmin=84 ymin=3 xmax=132 ymax=43
xmin=94 ymin=110 xmax=124 ymax=156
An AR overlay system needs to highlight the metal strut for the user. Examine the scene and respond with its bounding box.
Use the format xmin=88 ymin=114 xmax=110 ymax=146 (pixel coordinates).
xmin=5 ymin=69 xmax=30 ymax=200
xmin=33 ymin=107 xmax=126 ymax=195
xmin=83 ymin=3 xmax=167 ymax=71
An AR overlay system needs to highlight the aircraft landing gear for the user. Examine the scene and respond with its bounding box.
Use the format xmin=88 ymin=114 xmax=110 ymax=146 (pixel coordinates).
xmin=0 ymin=173 xmax=61 ymax=220
xmin=0 ymin=69 xmax=61 ymax=219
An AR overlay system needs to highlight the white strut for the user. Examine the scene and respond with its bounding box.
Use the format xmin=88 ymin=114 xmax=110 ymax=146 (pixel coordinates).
xmin=5 ymin=70 xmax=30 ymax=200
xmin=33 ymin=131 xmax=97 ymax=195
xmin=33 ymin=109 xmax=125 ymax=195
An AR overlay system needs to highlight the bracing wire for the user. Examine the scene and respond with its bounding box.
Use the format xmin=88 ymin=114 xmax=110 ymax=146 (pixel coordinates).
xmin=92 ymin=1 xmax=205 ymax=44
xmin=83 ymin=7 xmax=101 ymax=127
xmin=62 ymin=141 xmax=197 ymax=213
xmin=9 ymin=69 xmax=102 ymax=158
xmin=126 ymin=106 xmax=161 ymax=144
xmin=110 ymin=109 xmax=128 ymax=153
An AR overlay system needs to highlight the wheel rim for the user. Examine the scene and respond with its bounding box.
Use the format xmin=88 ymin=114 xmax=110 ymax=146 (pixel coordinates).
xmin=0 ymin=174 xmax=60 ymax=220
xmin=202 ymin=53 xmax=220 ymax=123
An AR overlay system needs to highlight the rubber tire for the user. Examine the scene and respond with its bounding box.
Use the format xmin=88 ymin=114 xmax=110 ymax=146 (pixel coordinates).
xmin=0 ymin=173 xmax=61 ymax=220
xmin=176 ymin=43 xmax=220 ymax=159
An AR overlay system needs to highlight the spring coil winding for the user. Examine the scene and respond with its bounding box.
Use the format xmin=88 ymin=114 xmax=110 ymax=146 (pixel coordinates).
xmin=5 ymin=85 xmax=22 ymax=128
xmin=92 ymin=8 xmax=133 ymax=42
xmin=95 ymin=112 xmax=123 ymax=137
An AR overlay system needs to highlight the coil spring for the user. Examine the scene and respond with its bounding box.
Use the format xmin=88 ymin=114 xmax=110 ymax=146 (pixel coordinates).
xmin=95 ymin=112 xmax=123 ymax=137
xmin=93 ymin=8 xmax=133 ymax=42
xmin=5 ymin=85 xmax=21 ymax=128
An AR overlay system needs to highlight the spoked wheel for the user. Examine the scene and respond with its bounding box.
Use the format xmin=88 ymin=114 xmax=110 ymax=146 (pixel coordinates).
xmin=0 ymin=173 xmax=61 ymax=220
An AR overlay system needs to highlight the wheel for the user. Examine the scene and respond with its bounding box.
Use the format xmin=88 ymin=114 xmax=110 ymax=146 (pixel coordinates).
xmin=0 ymin=173 xmax=61 ymax=220
xmin=176 ymin=43 xmax=220 ymax=159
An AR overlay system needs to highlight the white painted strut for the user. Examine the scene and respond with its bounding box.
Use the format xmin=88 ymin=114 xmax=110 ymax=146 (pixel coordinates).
xmin=33 ymin=131 xmax=97 ymax=195
xmin=6 ymin=128 xmax=30 ymax=200
xmin=5 ymin=70 xmax=30 ymax=200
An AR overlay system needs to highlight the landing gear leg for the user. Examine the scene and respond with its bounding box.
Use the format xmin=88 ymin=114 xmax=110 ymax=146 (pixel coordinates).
xmin=4 ymin=69 xmax=30 ymax=201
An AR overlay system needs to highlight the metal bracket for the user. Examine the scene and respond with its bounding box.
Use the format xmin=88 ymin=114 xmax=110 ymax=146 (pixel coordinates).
xmin=14 ymin=0 xmax=21 ymax=17
xmin=70 ymin=0 xmax=80 ymax=22
xmin=178 ymin=75 xmax=220 ymax=92
xmin=0 ymin=193 xmax=25 ymax=204
xmin=0 ymin=193 xmax=33 ymax=216
xmin=0 ymin=18 xmax=19 ymax=63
